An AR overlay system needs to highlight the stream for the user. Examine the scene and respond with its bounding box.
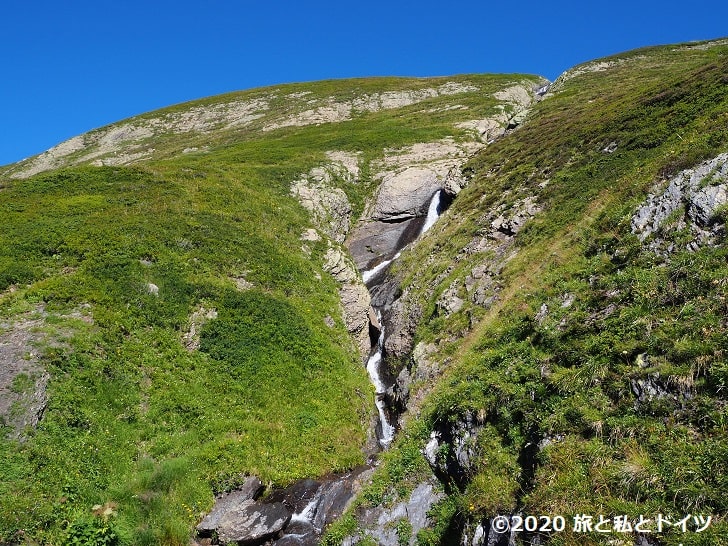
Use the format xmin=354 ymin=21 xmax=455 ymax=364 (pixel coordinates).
xmin=360 ymin=189 xmax=444 ymax=447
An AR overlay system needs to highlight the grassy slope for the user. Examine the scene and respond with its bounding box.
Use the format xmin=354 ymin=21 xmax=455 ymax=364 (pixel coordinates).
xmin=331 ymin=41 xmax=728 ymax=545
xmin=0 ymin=75 xmax=539 ymax=544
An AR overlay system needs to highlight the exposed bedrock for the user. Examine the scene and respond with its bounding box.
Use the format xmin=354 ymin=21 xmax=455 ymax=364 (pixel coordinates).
xmin=196 ymin=468 xmax=374 ymax=546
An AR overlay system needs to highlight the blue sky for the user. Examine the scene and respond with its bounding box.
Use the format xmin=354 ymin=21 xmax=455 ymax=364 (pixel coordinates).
xmin=1 ymin=0 xmax=727 ymax=166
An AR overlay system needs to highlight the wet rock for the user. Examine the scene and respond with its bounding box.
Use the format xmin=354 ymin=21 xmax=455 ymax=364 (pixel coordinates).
xmin=199 ymin=470 xmax=375 ymax=546
xmin=348 ymin=217 xmax=425 ymax=272
xmin=391 ymin=366 xmax=411 ymax=414
xmin=311 ymin=474 xmax=364 ymax=530
xmin=215 ymin=501 xmax=290 ymax=545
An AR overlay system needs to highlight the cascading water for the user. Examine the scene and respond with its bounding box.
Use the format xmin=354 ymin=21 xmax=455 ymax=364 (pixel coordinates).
xmin=290 ymin=494 xmax=320 ymax=526
xmin=366 ymin=313 xmax=395 ymax=447
xmin=361 ymin=189 xmax=445 ymax=448
xmin=420 ymin=189 xmax=443 ymax=235
xmin=362 ymin=251 xmax=401 ymax=284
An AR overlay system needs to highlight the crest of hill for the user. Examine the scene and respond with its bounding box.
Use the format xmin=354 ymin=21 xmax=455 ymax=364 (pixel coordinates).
xmin=2 ymin=75 xmax=544 ymax=179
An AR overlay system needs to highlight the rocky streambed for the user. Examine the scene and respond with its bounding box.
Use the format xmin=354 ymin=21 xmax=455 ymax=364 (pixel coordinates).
xmin=195 ymin=469 xmax=374 ymax=546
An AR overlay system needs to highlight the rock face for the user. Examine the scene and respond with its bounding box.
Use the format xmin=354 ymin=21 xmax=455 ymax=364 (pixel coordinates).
xmin=370 ymin=167 xmax=442 ymax=222
xmin=291 ymin=179 xmax=352 ymax=244
xmin=322 ymin=245 xmax=372 ymax=359
xmin=0 ymin=305 xmax=66 ymax=440
xmin=290 ymin=155 xmax=372 ymax=359
xmin=631 ymin=152 xmax=728 ymax=253
xmin=349 ymin=139 xmax=483 ymax=271
xmin=197 ymin=470 xmax=373 ymax=546
xmin=423 ymin=411 xmax=484 ymax=487
xmin=344 ymin=481 xmax=444 ymax=546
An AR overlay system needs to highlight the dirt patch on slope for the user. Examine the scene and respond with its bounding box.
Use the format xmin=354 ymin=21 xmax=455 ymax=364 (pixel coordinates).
xmin=0 ymin=307 xmax=50 ymax=439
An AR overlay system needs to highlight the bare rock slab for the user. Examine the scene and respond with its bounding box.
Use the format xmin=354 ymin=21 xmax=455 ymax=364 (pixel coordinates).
xmin=215 ymin=501 xmax=291 ymax=545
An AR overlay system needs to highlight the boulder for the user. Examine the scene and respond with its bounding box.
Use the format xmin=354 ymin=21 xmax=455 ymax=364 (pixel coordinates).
xmin=370 ymin=167 xmax=441 ymax=221
xmin=215 ymin=501 xmax=291 ymax=545
xmin=197 ymin=476 xmax=265 ymax=537
xmin=443 ymin=166 xmax=469 ymax=197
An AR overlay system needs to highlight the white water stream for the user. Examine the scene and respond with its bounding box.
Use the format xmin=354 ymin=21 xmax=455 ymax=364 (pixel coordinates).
xmin=362 ymin=252 xmax=401 ymax=284
xmin=360 ymin=190 xmax=445 ymax=448
xmin=420 ymin=189 xmax=443 ymax=235
xmin=290 ymin=496 xmax=319 ymax=524
xmin=366 ymin=315 xmax=396 ymax=447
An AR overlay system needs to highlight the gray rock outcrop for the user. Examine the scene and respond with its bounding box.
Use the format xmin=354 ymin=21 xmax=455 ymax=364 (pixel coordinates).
xmin=344 ymin=481 xmax=444 ymax=546
xmin=632 ymin=152 xmax=728 ymax=253
xmin=323 ymin=245 xmax=371 ymax=359
xmin=197 ymin=469 xmax=374 ymax=546
xmin=423 ymin=411 xmax=484 ymax=486
xmin=370 ymin=167 xmax=441 ymax=221
xmin=291 ymin=179 xmax=352 ymax=244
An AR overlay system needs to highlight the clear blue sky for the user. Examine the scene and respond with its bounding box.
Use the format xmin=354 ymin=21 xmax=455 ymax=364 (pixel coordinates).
xmin=1 ymin=0 xmax=726 ymax=166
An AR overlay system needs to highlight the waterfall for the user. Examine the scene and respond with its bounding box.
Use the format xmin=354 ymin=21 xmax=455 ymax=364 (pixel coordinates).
xmin=366 ymin=314 xmax=395 ymax=447
xmin=362 ymin=252 xmax=401 ymax=284
xmin=420 ymin=190 xmax=442 ymax=235
xmin=289 ymin=492 xmax=321 ymax=528
xmin=363 ymin=189 xmax=445 ymax=448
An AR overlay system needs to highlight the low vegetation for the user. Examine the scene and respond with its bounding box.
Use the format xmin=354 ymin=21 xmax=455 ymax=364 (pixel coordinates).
xmin=337 ymin=40 xmax=728 ymax=545
xmin=0 ymin=75 xmax=537 ymax=544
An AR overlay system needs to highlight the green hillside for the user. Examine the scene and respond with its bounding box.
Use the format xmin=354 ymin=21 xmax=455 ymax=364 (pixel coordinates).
xmin=328 ymin=41 xmax=728 ymax=546
xmin=0 ymin=75 xmax=541 ymax=544
xmin=1 ymin=39 xmax=727 ymax=546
